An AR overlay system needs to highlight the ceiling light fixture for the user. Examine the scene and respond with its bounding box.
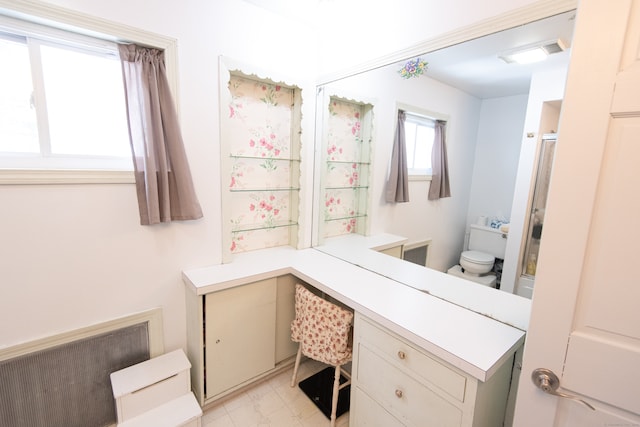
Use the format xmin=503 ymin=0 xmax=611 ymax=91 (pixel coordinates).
xmin=499 ymin=39 xmax=568 ymax=64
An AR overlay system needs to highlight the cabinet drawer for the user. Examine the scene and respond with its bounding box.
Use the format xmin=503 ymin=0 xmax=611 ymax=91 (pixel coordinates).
xmin=357 ymin=343 xmax=462 ymax=427
xmin=352 ymin=387 xmax=404 ymax=427
xmin=357 ymin=316 xmax=467 ymax=402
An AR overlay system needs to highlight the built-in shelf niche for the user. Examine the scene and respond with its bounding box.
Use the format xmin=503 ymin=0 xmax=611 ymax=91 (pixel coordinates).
xmin=220 ymin=60 xmax=303 ymax=262
xmin=317 ymin=91 xmax=373 ymax=241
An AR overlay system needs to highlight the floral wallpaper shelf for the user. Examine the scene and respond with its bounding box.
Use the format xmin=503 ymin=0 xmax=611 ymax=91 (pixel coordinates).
xmin=229 ymin=156 xmax=300 ymax=193
xmin=317 ymin=93 xmax=373 ymax=240
xmin=221 ymin=70 xmax=303 ymax=259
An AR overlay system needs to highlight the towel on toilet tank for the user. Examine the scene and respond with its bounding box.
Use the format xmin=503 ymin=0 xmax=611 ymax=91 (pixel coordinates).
xmin=489 ymin=218 xmax=508 ymax=229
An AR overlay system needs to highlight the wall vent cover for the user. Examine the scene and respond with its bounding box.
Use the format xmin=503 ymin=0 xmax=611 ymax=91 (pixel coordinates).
xmin=0 ymin=323 xmax=150 ymax=427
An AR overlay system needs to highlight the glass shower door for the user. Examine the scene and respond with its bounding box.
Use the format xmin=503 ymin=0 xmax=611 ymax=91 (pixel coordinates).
xmin=521 ymin=133 xmax=557 ymax=278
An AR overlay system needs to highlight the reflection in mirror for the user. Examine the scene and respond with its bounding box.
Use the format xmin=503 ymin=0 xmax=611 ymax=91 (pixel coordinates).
xmin=313 ymin=11 xmax=575 ymax=306
xmin=314 ymin=91 xmax=374 ymax=244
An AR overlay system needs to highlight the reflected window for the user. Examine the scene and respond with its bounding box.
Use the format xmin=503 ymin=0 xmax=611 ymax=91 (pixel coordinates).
xmin=404 ymin=112 xmax=435 ymax=177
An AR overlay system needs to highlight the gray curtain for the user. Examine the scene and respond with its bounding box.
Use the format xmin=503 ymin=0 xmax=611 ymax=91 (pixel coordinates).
xmin=385 ymin=110 xmax=410 ymax=203
xmin=119 ymin=44 xmax=202 ymax=225
xmin=428 ymin=120 xmax=451 ymax=200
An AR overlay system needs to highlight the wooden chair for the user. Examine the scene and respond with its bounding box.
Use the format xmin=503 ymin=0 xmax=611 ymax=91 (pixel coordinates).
xmin=290 ymin=284 xmax=353 ymax=426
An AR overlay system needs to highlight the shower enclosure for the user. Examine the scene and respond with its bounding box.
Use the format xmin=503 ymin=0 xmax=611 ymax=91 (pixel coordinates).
xmin=520 ymin=133 xmax=557 ymax=281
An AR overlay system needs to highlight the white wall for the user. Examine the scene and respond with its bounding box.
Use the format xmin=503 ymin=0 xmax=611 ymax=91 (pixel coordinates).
xmin=466 ymin=94 xmax=529 ymax=228
xmin=501 ymin=65 xmax=568 ymax=294
xmin=0 ymin=0 xmax=556 ymax=354
xmin=0 ymin=0 xmax=317 ymax=352
xmin=326 ymin=63 xmax=482 ymax=273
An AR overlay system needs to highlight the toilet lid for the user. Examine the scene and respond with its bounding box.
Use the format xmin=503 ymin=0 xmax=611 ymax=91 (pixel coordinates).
xmin=461 ymin=250 xmax=494 ymax=265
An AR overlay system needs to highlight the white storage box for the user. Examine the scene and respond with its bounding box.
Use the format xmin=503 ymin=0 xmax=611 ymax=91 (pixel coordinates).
xmin=110 ymin=349 xmax=200 ymax=424
xmin=117 ymin=393 xmax=202 ymax=427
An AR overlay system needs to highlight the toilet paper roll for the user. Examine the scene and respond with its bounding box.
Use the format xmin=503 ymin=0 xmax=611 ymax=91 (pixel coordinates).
xmin=477 ymin=216 xmax=488 ymax=226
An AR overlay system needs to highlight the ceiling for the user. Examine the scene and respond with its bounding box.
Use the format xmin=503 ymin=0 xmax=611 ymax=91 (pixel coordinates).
xmin=242 ymin=1 xmax=576 ymax=99
xmin=393 ymin=11 xmax=576 ymax=99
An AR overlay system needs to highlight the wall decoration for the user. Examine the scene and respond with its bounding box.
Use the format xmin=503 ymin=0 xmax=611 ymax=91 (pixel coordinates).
xmin=321 ymin=97 xmax=372 ymax=239
xmin=225 ymin=74 xmax=301 ymax=254
xmin=398 ymin=57 xmax=428 ymax=79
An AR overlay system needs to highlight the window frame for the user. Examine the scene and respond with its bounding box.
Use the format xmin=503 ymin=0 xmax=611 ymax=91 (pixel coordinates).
xmin=404 ymin=111 xmax=435 ymax=179
xmin=1 ymin=25 xmax=132 ymax=170
xmin=0 ymin=1 xmax=179 ymax=185
xmin=397 ymin=103 xmax=449 ymax=182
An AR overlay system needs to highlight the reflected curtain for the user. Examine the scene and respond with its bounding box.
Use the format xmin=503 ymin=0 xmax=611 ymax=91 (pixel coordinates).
xmin=385 ymin=110 xmax=410 ymax=203
xmin=119 ymin=44 xmax=203 ymax=225
xmin=428 ymin=120 xmax=451 ymax=200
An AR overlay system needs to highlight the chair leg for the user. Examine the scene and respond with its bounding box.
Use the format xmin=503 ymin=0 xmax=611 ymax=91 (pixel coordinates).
xmin=330 ymin=364 xmax=341 ymax=427
xmin=290 ymin=345 xmax=303 ymax=387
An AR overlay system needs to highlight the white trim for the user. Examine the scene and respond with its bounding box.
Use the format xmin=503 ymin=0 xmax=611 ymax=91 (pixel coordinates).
xmin=0 ymin=1 xmax=179 ymax=97
xmin=317 ymin=0 xmax=578 ymax=85
xmin=409 ymin=174 xmax=432 ymax=182
xmin=399 ymin=103 xmax=445 ymax=180
xmin=0 ymin=169 xmax=135 ymax=184
xmin=0 ymin=0 xmax=179 ymax=184
xmin=0 ymin=307 xmax=164 ymax=361
xmin=0 ymin=13 xmax=118 ymax=54
xmin=397 ymin=102 xmax=450 ymax=124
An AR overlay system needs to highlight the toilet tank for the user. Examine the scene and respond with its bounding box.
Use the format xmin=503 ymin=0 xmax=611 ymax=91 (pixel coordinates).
xmin=468 ymin=224 xmax=507 ymax=259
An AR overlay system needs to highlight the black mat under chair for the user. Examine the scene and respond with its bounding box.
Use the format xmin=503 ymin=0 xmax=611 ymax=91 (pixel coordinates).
xmin=298 ymin=367 xmax=351 ymax=420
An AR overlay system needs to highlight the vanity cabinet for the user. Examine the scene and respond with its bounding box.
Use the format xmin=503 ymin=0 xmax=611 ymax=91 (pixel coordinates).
xmin=350 ymin=313 xmax=514 ymax=427
xmin=204 ymin=278 xmax=276 ymax=397
xmin=185 ymin=275 xmax=298 ymax=405
xmin=377 ymin=244 xmax=404 ymax=259
xmin=183 ymin=246 xmax=525 ymax=418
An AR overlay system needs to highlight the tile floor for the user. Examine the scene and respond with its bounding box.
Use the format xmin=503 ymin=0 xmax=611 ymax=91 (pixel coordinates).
xmin=201 ymin=360 xmax=350 ymax=427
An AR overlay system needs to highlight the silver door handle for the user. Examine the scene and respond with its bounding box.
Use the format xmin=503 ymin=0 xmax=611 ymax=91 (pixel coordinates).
xmin=531 ymin=368 xmax=595 ymax=410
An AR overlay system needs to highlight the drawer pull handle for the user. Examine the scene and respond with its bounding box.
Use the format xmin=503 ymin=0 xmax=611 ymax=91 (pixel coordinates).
xmin=397 ymin=350 xmax=406 ymax=360
xmin=395 ymin=389 xmax=403 ymax=398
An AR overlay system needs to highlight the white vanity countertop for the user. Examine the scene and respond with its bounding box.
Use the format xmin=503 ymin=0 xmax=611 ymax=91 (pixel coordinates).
xmin=183 ymin=246 xmax=525 ymax=382
xmin=318 ymin=234 xmax=532 ymax=331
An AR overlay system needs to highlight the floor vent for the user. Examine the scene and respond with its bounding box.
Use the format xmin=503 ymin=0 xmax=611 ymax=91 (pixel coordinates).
xmin=0 ymin=309 xmax=163 ymax=427
xmin=402 ymin=239 xmax=431 ymax=267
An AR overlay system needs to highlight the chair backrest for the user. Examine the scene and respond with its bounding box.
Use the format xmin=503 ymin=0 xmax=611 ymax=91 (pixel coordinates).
xmin=290 ymin=284 xmax=353 ymax=366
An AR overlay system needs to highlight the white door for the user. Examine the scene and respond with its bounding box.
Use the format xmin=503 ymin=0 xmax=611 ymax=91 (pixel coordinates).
xmin=514 ymin=1 xmax=640 ymax=426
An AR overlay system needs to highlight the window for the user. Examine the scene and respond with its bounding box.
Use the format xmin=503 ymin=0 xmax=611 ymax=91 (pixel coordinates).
xmin=0 ymin=16 xmax=132 ymax=171
xmin=404 ymin=112 xmax=434 ymax=177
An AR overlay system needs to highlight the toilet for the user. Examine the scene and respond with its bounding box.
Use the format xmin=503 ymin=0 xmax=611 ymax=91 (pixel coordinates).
xmin=447 ymin=224 xmax=508 ymax=287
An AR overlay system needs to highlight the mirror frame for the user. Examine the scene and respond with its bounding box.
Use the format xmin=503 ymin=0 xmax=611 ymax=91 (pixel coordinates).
xmin=316 ymin=0 xmax=577 ymax=86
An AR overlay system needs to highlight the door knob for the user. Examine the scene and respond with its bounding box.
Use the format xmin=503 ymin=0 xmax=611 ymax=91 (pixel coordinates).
xmin=531 ymin=368 xmax=595 ymax=410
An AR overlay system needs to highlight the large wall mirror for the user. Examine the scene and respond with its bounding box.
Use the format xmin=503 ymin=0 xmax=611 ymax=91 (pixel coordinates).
xmin=312 ymin=6 xmax=576 ymax=311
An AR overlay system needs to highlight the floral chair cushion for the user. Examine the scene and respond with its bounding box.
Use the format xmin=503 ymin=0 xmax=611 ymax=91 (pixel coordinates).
xmin=291 ymin=284 xmax=353 ymax=366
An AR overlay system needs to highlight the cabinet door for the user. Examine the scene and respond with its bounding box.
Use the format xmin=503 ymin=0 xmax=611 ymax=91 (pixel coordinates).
xmin=379 ymin=245 xmax=403 ymax=259
xmin=205 ymin=278 xmax=277 ymax=398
